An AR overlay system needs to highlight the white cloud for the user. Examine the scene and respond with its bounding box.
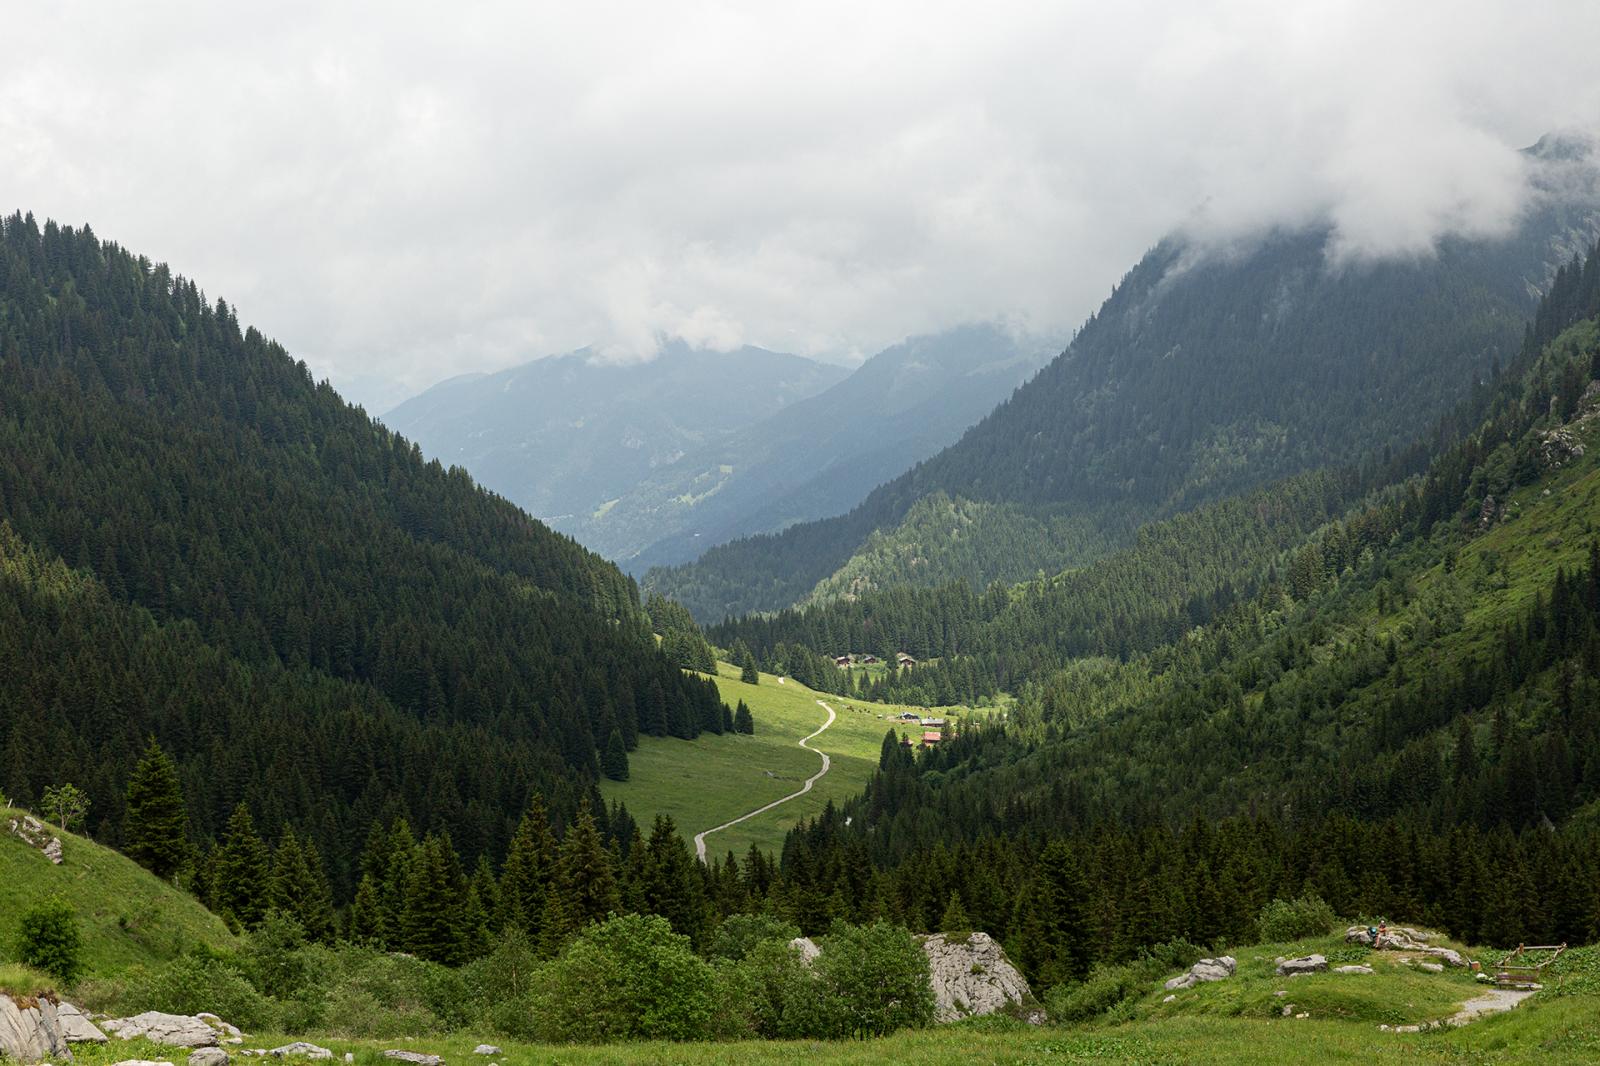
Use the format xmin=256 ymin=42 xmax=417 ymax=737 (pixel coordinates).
xmin=4 ymin=0 xmax=1598 ymax=408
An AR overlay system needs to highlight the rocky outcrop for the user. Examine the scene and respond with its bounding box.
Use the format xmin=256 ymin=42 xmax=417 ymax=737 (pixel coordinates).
xmin=1275 ymin=954 xmax=1327 ymax=976
xmin=6 ymin=813 xmax=64 ymax=865
xmin=1344 ymin=926 xmax=1468 ymax=967
xmin=1 ymin=994 xmax=75 ymax=1063
xmin=56 ymin=1003 xmax=107 ymax=1044
xmin=103 ymin=1013 xmax=224 ymax=1048
xmin=1163 ymin=956 xmax=1236 ymax=991
xmin=787 ymin=937 xmax=821 ymax=965
xmin=1537 ymin=427 xmax=1585 ymax=469
xmin=188 ymin=1049 xmax=230 ymax=1066
xmin=920 ymin=933 xmax=1035 ymax=1023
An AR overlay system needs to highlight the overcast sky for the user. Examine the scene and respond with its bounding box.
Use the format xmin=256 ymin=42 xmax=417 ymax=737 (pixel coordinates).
xmin=5 ymin=2 xmax=1600 ymax=411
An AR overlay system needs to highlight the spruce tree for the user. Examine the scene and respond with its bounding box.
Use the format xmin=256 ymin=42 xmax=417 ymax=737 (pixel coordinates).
xmin=498 ymin=796 xmax=557 ymax=938
xmin=211 ymin=803 xmax=270 ymax=928
xmin=642 ymin=815 xmax=706 ymax=947
xmin=602 ymin=729 xmax=630 ymax=781
xmin=735 ymin=640 xmax=760 ymax=684
xmin=123 ymin=737 xmax=188 ymax=880
xmin=401 ymin=833 xmax=465 ymax=964
xmin=347 ymin=874 xmax=386 ymax=944
xmin=544 ymin=809 xmax=619 ymax=953
xmin=734 ymin=700 xmax=754 ymax=735
xmin=939 ymin=890 xmax=971 ymax=933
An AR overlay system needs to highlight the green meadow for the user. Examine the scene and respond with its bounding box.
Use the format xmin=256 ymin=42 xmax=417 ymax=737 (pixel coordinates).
xmin=600 ymin=662 xmax=970 ymax=857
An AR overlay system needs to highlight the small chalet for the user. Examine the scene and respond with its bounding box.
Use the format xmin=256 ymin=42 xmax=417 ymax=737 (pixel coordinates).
xmin=834 ymin=655 xmax=852 ymax=668
xmin=895 ymin=711 xmax=921 ymax=722
xmin=896 ymin=652 xmax=918 ymax=668
xmin=861 ymin=654 xmax=881 ymax=664
xmin=921 ymin=730 xmax=941 ymax=745
xmin=920 ymin=717 xmax=946 ymax=728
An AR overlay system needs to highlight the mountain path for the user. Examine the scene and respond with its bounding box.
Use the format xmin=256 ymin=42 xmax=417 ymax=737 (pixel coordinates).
xmin=694 ymin=699 xmax=835 ymax=862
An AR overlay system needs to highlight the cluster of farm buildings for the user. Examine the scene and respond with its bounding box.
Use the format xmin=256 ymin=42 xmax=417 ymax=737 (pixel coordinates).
xmin=832 ymin=651 xmax=918 ymax=669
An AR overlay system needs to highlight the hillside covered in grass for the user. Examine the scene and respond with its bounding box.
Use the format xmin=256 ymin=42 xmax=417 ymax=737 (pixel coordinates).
xmin=1 ymin=807 xmax=234 ymax=976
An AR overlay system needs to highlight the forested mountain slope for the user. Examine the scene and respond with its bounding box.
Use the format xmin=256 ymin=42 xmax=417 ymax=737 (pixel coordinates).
xmin=383 ymin=340 xmax=845 ymax=532
xmin=650 ymin=137 xmax=1600 ymax=622
xmin=761 ymin=248 xmax=1600 ymax=976
xmin=0 ymin=213 xmax=730 ymax=893
xmin=578 ymin=324 xmax=1053 ymax=570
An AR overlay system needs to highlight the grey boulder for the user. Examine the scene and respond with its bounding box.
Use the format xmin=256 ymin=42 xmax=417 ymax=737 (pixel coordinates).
xmin=1333 ymin=965 xmax=1374 ymax=975
xmin=1275 ymin=954 xmax=1328 ymax=976
xmin=920 ymin=933 xmax=1035 ymax=1023
xmin=1164 ymin=956 xmax=1236 ymax=991
xmin=56 ymin=1002 xmax=108 ymax=1044
xmin=268 ymin=1043 xmax=332 ymax=1060
xmin=189 ymin=1049 xmax=231 ymax=1066
xmin=383 ymin=1053 xmax=441 ymax=1066
xmin=471 ymin=1048 xmax=501 ymax=1057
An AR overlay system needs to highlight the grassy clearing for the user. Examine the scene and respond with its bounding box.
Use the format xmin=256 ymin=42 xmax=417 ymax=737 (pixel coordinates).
xmin=600 ymin=664 xmax=968 ymax=857
xmin=0 ymin=807 xmax=235 ymax=975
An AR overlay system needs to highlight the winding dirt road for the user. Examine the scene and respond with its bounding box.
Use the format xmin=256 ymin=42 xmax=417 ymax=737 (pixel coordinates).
xmin=693 ymin=699 xmax=836 ymax=862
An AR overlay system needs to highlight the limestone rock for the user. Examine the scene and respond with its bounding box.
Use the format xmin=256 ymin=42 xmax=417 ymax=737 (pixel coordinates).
xmin=1418 ymin=962 xmax=1444 ymax=974
xmin=1275 ymin=954 xmax=1327 ymax=976
xmin=57 ymin=1003 xmax=108 ymax=1044
xmin=0 ymin=994 xmax=75 ymax=1063
xmin=6 ymin=813 xmax=64 ymax=865
xmin=788 ymin=937 xmax=820 ymax=965
xmin=471 ymin=1048 xmax=500 ymax=1057
xmin=196 ymin=1015 xmax=242 ymax=1044
xmin=383 ymin=1053 xmax=441 ymax=1066
xmin=189 ymin=1049 xmax=231 ymax=1066
xmin=111 ymin=1061 xmax=176 ymax=1066
xmin=103 ymin=1013 xmax=221 ymax=1048
xmin=1344 ymin=926 xmax=1469 ymax=967
xmin=1333 ymin=965 xmax=1373 ymax=975
xmin=1164 ymin=955 xmax=1236 ymax=991
xmin=268 ymin=1044 xmax=332 ymax=1060
xmin=920 ymin=933 xmax=1035 ymax=1023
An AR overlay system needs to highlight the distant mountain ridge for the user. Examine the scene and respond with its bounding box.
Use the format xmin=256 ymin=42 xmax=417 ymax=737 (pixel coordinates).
xmin=383 ymin=341 xmax=848 ymax=529
xmin=648 ymin=136 xmax=1600 ymax=622
xmin=577 ymin=323 xmax=1056 ymax=570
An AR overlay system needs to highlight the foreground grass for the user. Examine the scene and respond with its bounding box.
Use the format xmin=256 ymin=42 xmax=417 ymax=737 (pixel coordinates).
xmin=0 ymin=807 xmax=236 ymax=974
xmin=600 ymin=663 xmax=969 ymax=856
xmin=61 ymin=1000 xmax=1600 ymax=1066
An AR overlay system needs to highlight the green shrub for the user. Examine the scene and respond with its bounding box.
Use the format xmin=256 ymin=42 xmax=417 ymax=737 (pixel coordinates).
xmin=311 ymin=945 xmax=464 ymax=1038
xmin=1046 ymin=965 xmax=1145 ymax=1023
xmin=812 ymin=921 xmax=935 ymax=1040
xmin=461 ymin=928 xmax=543 ymax=1039
xmin=89 ymin=953 xmax=276 ymax=1029
xmin=528 ymin=913 xmax=719 ymax=1043
xmin=1257 ymin=896 xmax=1337 ymax=943
xmin=16 ymin=896 xmax=84 ymax=986
xmin=709 ymin=914 xmax=801 ymax=962
xmin=241 ymin=911 xmax=309 ymax=998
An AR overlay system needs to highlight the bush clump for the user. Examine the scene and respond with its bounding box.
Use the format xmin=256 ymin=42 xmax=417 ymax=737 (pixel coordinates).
xmin=1257 ymin=896 xmax=1337 ymax=943
xmin=16 ymin=896 xmax=85 ymax=986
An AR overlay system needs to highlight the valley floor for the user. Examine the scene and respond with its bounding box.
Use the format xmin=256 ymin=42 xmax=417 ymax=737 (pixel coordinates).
xmin=599 ymin=663 xmax=975 ymax=856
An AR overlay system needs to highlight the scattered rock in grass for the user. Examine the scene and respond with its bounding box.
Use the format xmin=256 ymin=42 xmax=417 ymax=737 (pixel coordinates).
xmin=1275 ymin=955 xmax=1327 ymax=977
xmin=111 ymin=1060 xmax=176 ymax=1066
xmin=344 ymin=1056 xmax=354 ymax=1064
xmin=189 ymin=1048 xmax=230 ymax=1066
xmin=6 ymin=812 xmax=64 ymax=864
xmin=1295 ymin=1012 xmax=1309 ymax=1020
xmin=471 ymin=1047 xmax=500 ymax=1057
xmin=1162 ymin=994 xmax=1176 ymax=1003
xmin=1281 ymin=1004 xmax=1294 ymax=1016
xmin=1163 ymin=956 xmax=1236 ymax=991
xmin=267 ymin=1043 xmax=332 ymax=1060
xmin=1418 ymin=962 xmax=1444 ymax=974
xmin=383 ymin=1052 xmax=440 ymax=1066
xmin=1333 ymin=965 xmax=1374 ymax=975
